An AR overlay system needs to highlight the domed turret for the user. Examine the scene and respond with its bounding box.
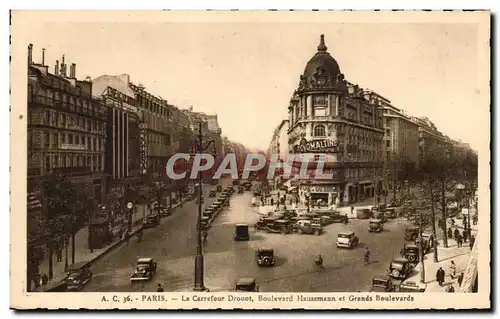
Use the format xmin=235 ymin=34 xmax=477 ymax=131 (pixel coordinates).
xmin=297 ymin=34 xmax=347 ymax=93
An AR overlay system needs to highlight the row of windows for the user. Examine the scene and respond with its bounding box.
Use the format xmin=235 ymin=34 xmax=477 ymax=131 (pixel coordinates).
xmin=36 ymin=88 xmax=93 ymax=109
xmin=148 ymin=133 xmax=172 ymax=146
xmin=28 ymin=131 xmax=104 ymax=152
xmin=36 ymin=154 xmax=103 ymax=171
xmin=137 ymin=94 xmax=171 ymax=119
xmin=35 ymin=109 xmax=105 ymax=134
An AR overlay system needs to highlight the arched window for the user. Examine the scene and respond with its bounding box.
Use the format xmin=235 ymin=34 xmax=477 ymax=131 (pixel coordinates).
xmin=314 ymin=125 xmax=326 ymax=137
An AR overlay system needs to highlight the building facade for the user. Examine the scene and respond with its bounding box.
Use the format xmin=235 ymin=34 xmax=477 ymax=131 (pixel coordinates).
xmin=287 ymin=35 xmax=384 ymax=206
xmin=27 ymin=46 xmax=107 ymax=232
xmin=412 ymin=116 xmax=453 ymax=163
xmin=377 ymin=96 xmax=420 ymax=190
xmin=267 ymin=119 xmax=289 ymax=160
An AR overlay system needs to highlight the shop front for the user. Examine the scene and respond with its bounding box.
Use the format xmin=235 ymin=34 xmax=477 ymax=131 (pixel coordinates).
xmin=299 ymin=183 xmax=343 ymax=207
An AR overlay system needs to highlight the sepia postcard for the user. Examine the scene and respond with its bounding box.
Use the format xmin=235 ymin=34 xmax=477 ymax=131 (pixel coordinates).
xmin=10 ymin=10 xmax=490 ymax=310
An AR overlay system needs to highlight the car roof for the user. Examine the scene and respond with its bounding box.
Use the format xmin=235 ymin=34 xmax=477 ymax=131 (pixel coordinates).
xmin=236 ymin=223 xmax=248 ymax=227
xmin=407 ymin=226 xmax=419 ymax=230
xmin=275 ymin=219 xmax=288 ymax=223
xmin=370 ymin=219 xmax=382 ymax=223
xmin=373 ymin=275 xmax=391 ymax=281
xmin=258 ymin=247 xmax=274 ymax=252
xmin=392 ymin=257 xmax=409 ymax=263
xmin=339 ymin=231 xmax=354 ymax=235
xmin=237 ymin=278 xmax=256 ymax=285
xmin=137 ymin=257 xmax=153 ymax=263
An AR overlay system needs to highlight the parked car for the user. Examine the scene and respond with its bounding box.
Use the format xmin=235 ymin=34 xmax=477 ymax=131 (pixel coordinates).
xmin=371 ymin=203 xmax=387 ymax=212
xmin=159 ymin=207 xmax=172 ymax=218
xmin=385 ymin=207 xmax=398 ymax=219
xmin=403 ymin=243 xmax=420 ymax=263
xmin=368 ymin=219 xmax=384 ymax=232
xmin=419 ymin=231 xmax=435 ymax=253
xmin=234 ymin=224 xmax=250 ymax=241
xmin=255 ymin=216 xmax=279 ymax=230
xmin=130 ymin=257 xmax=157 ymax=282
xmin=209 ymin=190 xmax=217 ymax=198
xmin=388 ymin=257 xmax=414 ymax=280
xmin=356 ymin=208 xmax=374 ymax=219
xmin=370 ymin=276 xmax=395 ymax=292
xmin=143 ymin=214 xmax=160 ymax=228
xmin=405 ymin=226 xmax=420 ymax=241
xmin=293 ymin=219 xmax=322 ymax=236
xmin=336 ymin=231 xmax=359 ymax=249
xmin=64 ymin=262 xmax=93 ymax=291
xmin=201 ymin=216 xmax=211 ymax=229
xmin=266 ymin=219 xmax=293 ymax=234
xmin=255 ymin=247 xmax=276 ymax=267
xmin=235 ymin=278 xmax=259 ymax=292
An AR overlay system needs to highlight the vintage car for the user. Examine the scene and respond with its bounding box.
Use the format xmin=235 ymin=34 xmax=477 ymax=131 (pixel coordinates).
xmin=64 ymin=262 xmax=93 ymax=291
xmin=419 ymin=231 xmax=435 ymax=253
xmin=216 ymin=185 xmax=223 ymax=192
xmin=403 ymin=244 xmax=420 ymax=263
xmin=319 ymin=215 xmax=333 ymax=226
xmin=374 ymin=211 xmax=387 ymax=223
xmin=356 ymin=208 xmax=374 ymax=219
xmin=209 ymin=190 xmax=217 ymax=198
xmin=253 ymin=189 xmax=262 ymax=197
xmin=235 ymin=278 xmax=259 ymax=292
xmin=255 ymin=216 xmax=277 ymax=230
xmin=368 ymin=219 xmax=384 ymax=233
xmin=294 ymin=219 xmax=323 ymax=236
xmin=369 ymin=276 xmax=395 ymax=292
xmin=244 ymin=182 xmax=252 ymax=191
xmin=388 ymin=257 xmax=414 ymax=280
xmin=238 ymin=186 xmax=244 ymax=194
xmin=336 ymin=231 xmax=359 ymax=249
xmin=266 ymin=220 xmax=293 ymax=234
xmin=234 ymin=224 xmax=250 ymax=241
xmin=143 ymin=214 xmax=160 ymax=228
xmin=388 ymin=199 xmax=401 ymax=208
xmin=399 ymin=280 xmax=427 ymax=292
xmin=201 ymin=216 xmax=211 ymax=229
xmin=130 ymin=257 xmax=157 ymax=282
xmin=255 ymin=247 xmax=276 ymax=267
xmin=323 ymin=212 xmax=348 ymax=224
xmin=405 ymin=226 xmax=420 ymax=241
xmin=213 ymin=200 xmax=223 ymax=210
xmin=385 ymin=207 xmax=398 ymax=219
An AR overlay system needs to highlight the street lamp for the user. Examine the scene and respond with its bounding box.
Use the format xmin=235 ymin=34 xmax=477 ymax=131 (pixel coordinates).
xmin=191 ymin=121 xmax=217 ymax=292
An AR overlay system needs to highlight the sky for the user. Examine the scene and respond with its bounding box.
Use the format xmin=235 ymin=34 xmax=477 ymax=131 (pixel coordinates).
xmin=15 ymin=12 xmax=487 ymax=151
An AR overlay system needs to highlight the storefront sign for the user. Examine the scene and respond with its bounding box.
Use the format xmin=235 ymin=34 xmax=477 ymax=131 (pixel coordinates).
xmin=293 ymin=138 xmax=340 ymax=153
xmin=308 ymin=185 xmax=335 ymax=193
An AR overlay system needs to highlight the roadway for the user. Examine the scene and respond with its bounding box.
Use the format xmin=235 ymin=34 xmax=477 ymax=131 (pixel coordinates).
xmin=83 ymin=183 xmax=412 ymax=292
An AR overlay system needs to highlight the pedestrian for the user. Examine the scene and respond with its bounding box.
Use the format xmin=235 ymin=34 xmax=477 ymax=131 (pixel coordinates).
xmin=41 ymin=273 xmax=48 ymax=286
xmin=470 ymin=235 xmax=475 ymax=249
xmin=436 ymin=267 xmax=445 ymax=286
xmin=454 ymin=228 xmax=460 ymax=242
xmin=157 ymin=283 xmax=164 ymax=292
xmin=34 ymin=273 xmax=41 ymax=288
xmin=451 ymin=219 xmax=455 ymax=226
xmin=457 ymin=234 xmax=463 ymax=248
xmin=457 ymin=272 xmax=464 ymax=287
xmin=462 ymin=216 xmax=467 ymax=228
xmin=473 ymin=215 xmax=478 ymax=225
xmin=462 ymin=229 xmax=468 ymax=243
xmin=447 ymin=227 xmax=453 ymax=239
xmin=351 ymin=206 xmax=354 ymax=214
xmin=271 ymin=198 xmax=274 ymax=206
xmin=449 ymin=260 xmax=457 ymax=279
xmin=446 ymin=285 xmax=455 ymax=293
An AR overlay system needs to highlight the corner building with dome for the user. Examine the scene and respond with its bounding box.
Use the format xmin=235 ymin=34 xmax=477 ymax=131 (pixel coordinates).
xmin=287 ymin=35 xmax=385 ymax=206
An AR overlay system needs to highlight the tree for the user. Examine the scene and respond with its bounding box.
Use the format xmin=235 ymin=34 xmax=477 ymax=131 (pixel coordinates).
xmin=40 ymin=172 xmax=87 ymax=279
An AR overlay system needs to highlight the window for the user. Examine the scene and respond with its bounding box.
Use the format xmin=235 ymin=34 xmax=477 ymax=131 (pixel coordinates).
xmin=386 ymin=140 xmax=391 ymax=147
xmin=314 ymin=125 xmax=326 ymax=137
xmin=68 ymin=134 xmax=73 ymax=144
xmin=44 ymin=132 xmax=50 ymax=149
xmin=313 ymin=95 xmax=327 ymax=106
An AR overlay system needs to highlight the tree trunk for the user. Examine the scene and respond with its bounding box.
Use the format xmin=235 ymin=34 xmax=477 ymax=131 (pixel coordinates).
xmin=440 ymin=180 xmax=448 ymax=248
xmin=48 ymin=244 xmax=53 ymax=280
xmin=428 ymin=181 xmax=438 ymax=262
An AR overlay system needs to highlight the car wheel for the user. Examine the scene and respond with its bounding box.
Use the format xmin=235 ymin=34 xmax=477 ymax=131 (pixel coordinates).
xmin=407 ymin=254 xmax=417 ymax=262
xmin=298 ymin=229 xmax=303 ymax=235
xmin=391 ymin=269 xmax=400 ymax=278
xmin=281 ymin=228 xmax=287 ymax=235
xmin=314 ymin=230 xmax=320 ymax=236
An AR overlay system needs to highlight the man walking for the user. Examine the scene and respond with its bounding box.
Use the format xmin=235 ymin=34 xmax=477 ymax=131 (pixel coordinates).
xmin=457 ymin=233 xmax=463 ymax=248
xmin=436 ymin=267 xmax=445 ymax=286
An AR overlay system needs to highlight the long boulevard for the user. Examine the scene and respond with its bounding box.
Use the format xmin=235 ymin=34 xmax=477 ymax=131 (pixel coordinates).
xmin=82 ymin=182 xmax=411 ymax=293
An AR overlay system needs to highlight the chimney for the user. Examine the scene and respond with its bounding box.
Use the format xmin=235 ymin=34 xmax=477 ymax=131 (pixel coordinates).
xmin=27 ymin=43 xmax=33 ymax=65
xmin=41 ymin=48 xmax=45 ymax=65
xmin=60 ymin=54 xmax=66 ymax=76
xmin=70 ymin=63 xmax=76 ymax=78
xmin=55 ymin=60 xmax=59 ymax=75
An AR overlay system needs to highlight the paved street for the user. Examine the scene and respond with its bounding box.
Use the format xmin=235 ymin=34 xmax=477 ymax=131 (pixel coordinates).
xmin=83 ymin=184 xmax=412 ymax=293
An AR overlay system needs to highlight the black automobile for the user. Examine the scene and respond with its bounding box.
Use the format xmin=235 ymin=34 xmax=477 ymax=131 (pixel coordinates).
xmin=388 ymin=257 xmax=414 ymax=280
xmin=405 ymin=226 xmax=419 ymax=241
xmin=255 ymin=247 xmax=276 ymax=267
xmin=209 ymin=190 xmax=217 ymax=198
xmin=130 ymin=257 xmax=157 ymax=282
xmin=234 ymin=224 xmax=250 ymax=241
xmin=64 ymin=262 xmax=93 ymax=291
xmin=385 ymin=207 xmax=397 ymax=219
xmin=370 ymin=276 xmax=395 ymax=292
xmin=143 ymin=214 xmax=160 ymax=228
xmin=329 ymin=212 xmax=348 ymax=224
xmin=265 ymin=219 xmax=293 ymax=234
xmin=235 ymin=278 xmax=259 ymax=292
xmin=375 ymin=211 xmax=387 ymax=223
xmin=403 ymin=244 xmax=420 ymax=263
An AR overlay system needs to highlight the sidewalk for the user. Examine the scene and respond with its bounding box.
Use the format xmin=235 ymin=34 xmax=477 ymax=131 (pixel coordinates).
xmin=404 ymin=232 xmax=477 ymax=293
xmin=34 ymin=197 xmax=191 ymax=292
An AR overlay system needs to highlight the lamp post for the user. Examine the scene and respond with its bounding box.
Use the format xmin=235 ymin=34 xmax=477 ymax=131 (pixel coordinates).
xmin=191 ymin=121 xmax=216 ymax=292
